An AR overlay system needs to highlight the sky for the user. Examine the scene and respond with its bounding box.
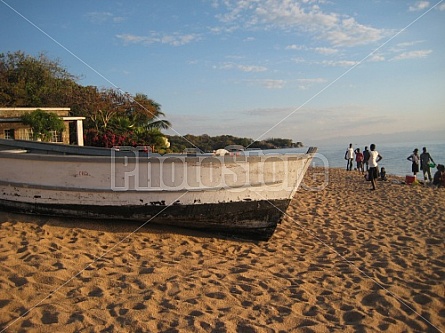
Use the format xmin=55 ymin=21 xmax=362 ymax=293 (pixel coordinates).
xmin=1 ymin=0 xmax=444 ymax=147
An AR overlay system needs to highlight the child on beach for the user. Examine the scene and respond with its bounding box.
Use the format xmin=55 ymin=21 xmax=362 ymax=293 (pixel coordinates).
xmin=379 ymin=167 xmax=387 ymax=181
xmin=354 ymin=148 xmax=364 ymax=173
xmin=433 ymin=164 xmax=445 ymax=188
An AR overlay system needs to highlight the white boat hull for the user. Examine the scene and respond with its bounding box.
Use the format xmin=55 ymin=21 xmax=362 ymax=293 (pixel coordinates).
xmin=0 ymin=142 xmax=316 ymax=239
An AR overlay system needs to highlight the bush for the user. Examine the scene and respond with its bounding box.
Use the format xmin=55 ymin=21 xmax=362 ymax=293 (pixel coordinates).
xmin=21 ymin=109 xmax=65 ymax=142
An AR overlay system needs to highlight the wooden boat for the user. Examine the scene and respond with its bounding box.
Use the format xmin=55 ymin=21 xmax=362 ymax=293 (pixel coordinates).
xmin=0 ymin=139 xmax=317 ymax=240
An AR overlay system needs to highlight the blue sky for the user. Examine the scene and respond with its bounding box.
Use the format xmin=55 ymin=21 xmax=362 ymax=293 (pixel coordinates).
xmin=1 ymin=0 xmax=444 ymax=146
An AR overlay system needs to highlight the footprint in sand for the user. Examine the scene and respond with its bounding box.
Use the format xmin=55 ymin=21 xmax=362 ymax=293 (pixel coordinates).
xmin=205 ymin=291 xmax=226 ymax=300
xmin=41 ymin=309 xmax=59 ymax=324
xmin=343 ymin=310 xmax=365 ymax=324
xmin=16 ymin=245 xmax=28 ymax=254
xmin=132 ymin=303 xmax=146 ymax=310
xmin=67 ymin=312 xmax=84 ymax=324
xmin=236 ymin=322 xmax=257 ymax=333
xmin=139 ymin=267 xmax=155 ymax=274
xmin=0 ymin=299 xmax=11 ymax=308
xmin=413 ymin=293 xmax=432 ymax=305
xmin=302 ymin=305 xmax=318 ymax=316
xmin=8 ymin=276 xmax=28 ymax=287
xmin=426 ymin=237 xmax=442 ymax=245
xmin=87 ymin=287 xmax=104 ymax=297
xmin=52 ymin=261 xmax=65 ymax=270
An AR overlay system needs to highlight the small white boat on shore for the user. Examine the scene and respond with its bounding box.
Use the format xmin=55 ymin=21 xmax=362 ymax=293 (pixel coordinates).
xmin=0 ymin=139 xmax=316 ymax=240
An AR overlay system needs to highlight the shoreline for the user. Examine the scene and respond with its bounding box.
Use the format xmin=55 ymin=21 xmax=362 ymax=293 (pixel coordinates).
xmin=0 ymin=167 xmax=443 ymax=332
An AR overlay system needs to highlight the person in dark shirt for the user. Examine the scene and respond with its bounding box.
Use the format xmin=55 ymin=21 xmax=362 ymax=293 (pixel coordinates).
xmin=420 ymin=147 xmax=435 ymax=183
xmin=433 ymin=164 xmax=445 ymax=188
xmin=363 ymin=146 xmax=370 ymax=171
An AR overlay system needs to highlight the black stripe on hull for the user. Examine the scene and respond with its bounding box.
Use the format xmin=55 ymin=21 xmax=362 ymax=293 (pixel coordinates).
xmin=0 ymin=199 xmax=291 ymax=241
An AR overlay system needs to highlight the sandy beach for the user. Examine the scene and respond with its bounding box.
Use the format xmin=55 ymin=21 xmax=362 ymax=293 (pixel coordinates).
xmin=0 ymin=167 xmax=443 ymax=332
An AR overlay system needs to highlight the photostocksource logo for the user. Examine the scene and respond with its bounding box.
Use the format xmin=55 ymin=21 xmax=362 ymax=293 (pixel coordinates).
xmin=111 ymin=149 xmax=329 ymax=193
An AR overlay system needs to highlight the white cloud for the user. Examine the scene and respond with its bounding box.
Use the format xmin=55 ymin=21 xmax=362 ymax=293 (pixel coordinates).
xmin=242 ymin=77 xmax=326 ymax=90
xmin=116 ymin=34 xmax=146 ymax=44
xmin=285 ymin=44 xmax=307 ymax=50
xmin=389 ymin=40 xmax=425 ymax=54
xmin=86 ymin=11 xmax=125 ymax=24
xmin=116 ymin=32 xmax=200 ymax=46
xmin=161 ymin=34 xmax=198 ymax=46
xmin=238 ymin=64 xmax=268 ymax=72
xmin=286 ymin=45 xmax=338 ymax=55
xmin=292 ymin=57 xmax=306 ymax=63
xmin=393 ymin=40 xmax=424 ymax=49
xmin=321 ymin=60 xmax=359 ymax=67
xmin=323 ymin=17 xmax=384 ymax=46
xmin=409 ymin=1 xmax=430 ymax=12
xmin=292 ymin=57 xmax=359 ymax=66
xmin=314 ymin=47 xmax=338 ymax=55
xmin=214 ymin=62 xmax=267 ymax=72
xmin=392 ymin=49 xmax=432 ymax=60
xmin=244 ymin=79 xmax=286 ymax=89
xmin=368 ymin=53 xmax=385 ymax=62
xmin=243 ymin=107 xmax=294 ymax=116
xmin=297 ymin=78 xmax=326 ymax=84
xmin=296 ymin=78 xmax=327 ymax=89
xmin=214 ymin=0 xmax=386 ymax=47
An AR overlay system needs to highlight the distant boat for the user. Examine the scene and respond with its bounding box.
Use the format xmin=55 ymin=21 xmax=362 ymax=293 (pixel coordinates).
xmin=0 ymin=139 xmax=316 ymax=240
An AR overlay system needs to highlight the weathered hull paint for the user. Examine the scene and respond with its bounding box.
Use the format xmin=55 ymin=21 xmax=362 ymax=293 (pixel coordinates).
xmin=0 ymin=197 xmax=289 ymax=240
xmin=0 ymin=141 xmax=316 ymax=240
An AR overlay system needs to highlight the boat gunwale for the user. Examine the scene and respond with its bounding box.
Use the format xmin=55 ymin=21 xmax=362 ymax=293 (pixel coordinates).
xmin=0 ymin=178 xmax=287 ymax=193
xmin=0 ymin=151 xmax=312 ymax=164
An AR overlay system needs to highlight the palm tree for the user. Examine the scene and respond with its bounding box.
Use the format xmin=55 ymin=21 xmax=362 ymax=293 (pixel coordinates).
xmin=144 ymin=118 xmax=171 ymax=131
xmin=109 ymin=116 xmax=135 ymax=134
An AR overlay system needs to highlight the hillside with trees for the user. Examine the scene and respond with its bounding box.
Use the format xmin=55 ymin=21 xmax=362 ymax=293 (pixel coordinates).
xmin=168 ymin=134 xmax=302 ymax=152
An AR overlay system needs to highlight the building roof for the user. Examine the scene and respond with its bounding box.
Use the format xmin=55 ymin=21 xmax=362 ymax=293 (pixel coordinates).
xmin=0 ymin=108 xmax=84 ymax=122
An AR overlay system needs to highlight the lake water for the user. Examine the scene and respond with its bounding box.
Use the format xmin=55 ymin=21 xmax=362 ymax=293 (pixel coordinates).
xmin=310 ymin=141 xmax=445 ymax=177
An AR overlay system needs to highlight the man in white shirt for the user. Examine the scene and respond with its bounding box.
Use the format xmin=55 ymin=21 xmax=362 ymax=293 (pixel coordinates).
xmin=368 ymin=143 xmax=383 ymax=190
xmin=344 ymin=143 xmax=354 ymax=171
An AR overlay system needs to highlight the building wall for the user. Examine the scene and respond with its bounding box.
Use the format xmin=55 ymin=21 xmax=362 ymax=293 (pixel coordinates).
xmin=0 ymin=108 xmax=71 ymax=144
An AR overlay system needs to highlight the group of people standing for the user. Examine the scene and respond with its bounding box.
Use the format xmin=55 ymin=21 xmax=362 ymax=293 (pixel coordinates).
xmin=407 ymin=147 xmax=434 ymax=180
xmin=345 ymin=143 xmax=382 ymax=190
xmin=407 ymin=147 xmax=444 ymax=187
xmin=345 ymin=144 xmax=444 ymax=188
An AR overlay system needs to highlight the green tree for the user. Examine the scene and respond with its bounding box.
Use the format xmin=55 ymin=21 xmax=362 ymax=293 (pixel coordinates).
xmin=88 ymin=88 xmax=128 ymax=132
xmin=107 ymin=93 xmax=171 ymax=145
xmin=166 ymin=134 xmax=296 ymax=152
xmin=126 ymin=93 xmax=171 ymax=130
xmin=0 ymin=51 xmax=78 ymax=106
xmin=1 ymin=51 xmax=172 ymax=148
xmin=21 ymin=109 xmax=65 ymax=142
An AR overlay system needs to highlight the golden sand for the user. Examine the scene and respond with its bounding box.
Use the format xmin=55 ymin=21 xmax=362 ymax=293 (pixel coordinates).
xmin=0 ymin=168 xmax=443 ymax=332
